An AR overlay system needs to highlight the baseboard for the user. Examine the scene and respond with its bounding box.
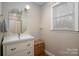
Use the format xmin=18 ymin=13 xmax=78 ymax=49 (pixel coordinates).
xmin=45 ymin=49 xmax=55 ymax=56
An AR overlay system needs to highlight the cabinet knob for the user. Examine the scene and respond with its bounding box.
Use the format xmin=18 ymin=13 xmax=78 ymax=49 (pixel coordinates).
xmin=27 ymin=44 xmax=31 ymax=46
xmin=27 ymin=51 xmax=31 ymax=55
xmin=10 ymin=48 xmax=16 ymax=51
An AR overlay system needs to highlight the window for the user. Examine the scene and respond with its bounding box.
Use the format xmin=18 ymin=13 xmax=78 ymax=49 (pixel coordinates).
xmin=51 ymin=2 xmax=78 ymax=31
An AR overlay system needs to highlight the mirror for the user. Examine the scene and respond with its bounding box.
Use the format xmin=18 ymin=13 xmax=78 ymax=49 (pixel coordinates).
xmin=8 ymin=8 xmax=29 ymax=33
xmin=21 ymin=10 xmax=29 ymax=33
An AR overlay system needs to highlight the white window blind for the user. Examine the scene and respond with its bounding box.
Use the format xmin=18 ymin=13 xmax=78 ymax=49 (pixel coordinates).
xmin=52 ymin=2 xmax=75 ymax=31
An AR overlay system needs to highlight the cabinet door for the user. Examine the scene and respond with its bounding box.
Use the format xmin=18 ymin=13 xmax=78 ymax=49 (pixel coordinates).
xmin=6 ymin=40 xmax=34 ymax=55
xmin=3 ymin=40 xmax=34 ymax=56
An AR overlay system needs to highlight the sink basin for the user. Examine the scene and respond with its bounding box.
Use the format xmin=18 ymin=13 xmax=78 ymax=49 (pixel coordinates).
xmin=20 ymin=34 xmax=34 ymax=40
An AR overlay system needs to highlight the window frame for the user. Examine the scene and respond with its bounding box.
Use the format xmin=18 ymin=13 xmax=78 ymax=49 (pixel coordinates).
xmin=50 ymin=2 xmax=79 ymax=31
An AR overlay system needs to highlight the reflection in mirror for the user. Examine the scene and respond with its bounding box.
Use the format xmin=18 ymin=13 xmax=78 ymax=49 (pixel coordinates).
xmin=8 ymin=9 xmax=22 ymax=33
xmin=0 ymin=15 xmax=8 ymax=32
xmin=21 ymin=11 xmax=29 ymax=33
xmin=8 ymin=7 xmax=30 ymax=34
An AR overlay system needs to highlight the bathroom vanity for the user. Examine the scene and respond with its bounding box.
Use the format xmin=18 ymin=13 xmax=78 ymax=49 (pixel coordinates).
xmin=2 ymin=6 xmax=34 ymax=56
xmin=2 ymin=33 xmax=34 ymax=56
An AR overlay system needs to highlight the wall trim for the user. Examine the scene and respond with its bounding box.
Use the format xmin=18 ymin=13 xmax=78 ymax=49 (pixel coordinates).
xmin=45 ymin=49 xmax=55 ymax=56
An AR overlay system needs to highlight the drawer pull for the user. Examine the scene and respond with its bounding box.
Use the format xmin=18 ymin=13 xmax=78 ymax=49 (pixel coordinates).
xmin=10 ymin=48 xmax=16 ymax=51
xmin=27 ymin=51 xmax=31 ymax=55
xmin=27 ymin=44 xmax=31 ymax=46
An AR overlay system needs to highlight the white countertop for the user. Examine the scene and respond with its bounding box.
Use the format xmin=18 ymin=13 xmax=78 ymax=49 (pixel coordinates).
xmin=3 ymin=33 xmax=34 ymax=44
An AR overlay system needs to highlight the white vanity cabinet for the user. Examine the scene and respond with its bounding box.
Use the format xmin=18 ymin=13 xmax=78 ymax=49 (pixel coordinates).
xmin=3 ymin=33 xmax=34 ymax=56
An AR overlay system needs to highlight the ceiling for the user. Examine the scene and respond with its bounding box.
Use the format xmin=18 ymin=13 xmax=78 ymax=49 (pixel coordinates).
xmin=34 ymin=2 xmax=46 ymax=6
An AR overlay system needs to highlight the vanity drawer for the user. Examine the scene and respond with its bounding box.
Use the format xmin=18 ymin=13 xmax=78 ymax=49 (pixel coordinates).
xmin=6 ymin=40 xmax=34 ymax=55
xmin=8 ymin=48 xmax=34 ymax=56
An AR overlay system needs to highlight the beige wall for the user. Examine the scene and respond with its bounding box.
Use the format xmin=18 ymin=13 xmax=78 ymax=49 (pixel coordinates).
xmin=40 ymin=2 xmax=79 ymax=55
xmin=2 ymin=2 xmax=41 ymax=39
